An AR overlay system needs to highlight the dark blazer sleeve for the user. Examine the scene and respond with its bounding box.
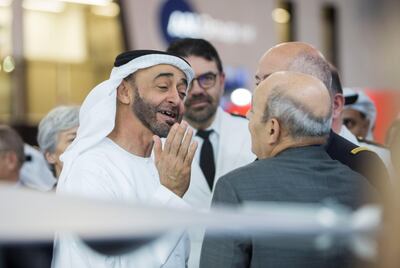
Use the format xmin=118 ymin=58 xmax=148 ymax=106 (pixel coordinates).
xmin=199 ymin=176 xmax=252 ymax=268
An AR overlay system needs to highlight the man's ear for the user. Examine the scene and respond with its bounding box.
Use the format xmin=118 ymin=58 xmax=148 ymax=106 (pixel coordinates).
xmin=218 ymin=72 xmax=226 ymax=96
xmin=333 ymin=93 xmax=344 ymax=119
xmin=4 ymin=152 xmax=18 ymax=170
xmin=116 ymin=80 xmax=133 ymax=105
xmin=268 ymin=118 xmax=281 ymax=144
xmin=45 ymin=151 xmax=57 ymax=165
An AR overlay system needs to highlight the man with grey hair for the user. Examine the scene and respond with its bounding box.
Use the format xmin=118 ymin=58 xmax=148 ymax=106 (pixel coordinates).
xmin=200 ymin=71 xmax=376 ymax=268
xmin=37 ymin=105 xmax=79 ymax=179
xmin=0 ymin=125 xmax=25 ymax=183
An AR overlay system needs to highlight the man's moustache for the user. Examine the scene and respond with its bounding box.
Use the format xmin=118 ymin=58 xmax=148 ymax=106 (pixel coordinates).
xmin=185 ymin=95 xmax=212 ymax=106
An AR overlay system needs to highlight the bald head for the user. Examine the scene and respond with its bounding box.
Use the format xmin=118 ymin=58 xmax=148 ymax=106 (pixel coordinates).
xmin=256 ymin=42 xmax=332 ymax=92
xmin=262 ymin=71 xmax=331 ymax=117
xmin=255 ymin=71 xmax=332 ymax=139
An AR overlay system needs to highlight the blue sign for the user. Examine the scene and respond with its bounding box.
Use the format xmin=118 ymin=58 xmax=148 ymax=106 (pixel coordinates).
xmin=159 ymin=0 xmax=195 ymax=44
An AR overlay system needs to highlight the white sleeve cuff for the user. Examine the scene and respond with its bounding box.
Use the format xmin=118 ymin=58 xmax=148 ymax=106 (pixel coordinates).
xmin=150 ymin=185 xmax=190 ymax=209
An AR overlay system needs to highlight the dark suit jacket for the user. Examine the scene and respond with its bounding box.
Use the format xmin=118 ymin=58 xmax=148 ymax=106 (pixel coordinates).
xmin=325 ymin=131 xmax=389 ymax=193
xmin=200 ymin=145 xmax=376 ymax=268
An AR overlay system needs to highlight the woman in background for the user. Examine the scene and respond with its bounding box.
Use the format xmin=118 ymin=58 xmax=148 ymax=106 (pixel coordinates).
xmin=37 ymin=106 xmax=79 ymax=179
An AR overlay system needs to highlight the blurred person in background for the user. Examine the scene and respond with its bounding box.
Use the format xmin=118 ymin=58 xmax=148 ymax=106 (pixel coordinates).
xmin=167 ymin=38 xmax=255 ymax=267
xmin=0 ymin=125 xmax=25 ymax=184
xmin=0 ymin=125 xmax=53 ymax=268
xmin=37 ymin=105 xmax=80 ymax=180
xmin=343 ymin=88 xmax=377 ymax=140
xmin=19 ymin=144 xmax=57 ymax=191
xmin=0 ymin=123 xmax=56 ymax=191
xmin=342 ymin=88 xmax=392 ymax=177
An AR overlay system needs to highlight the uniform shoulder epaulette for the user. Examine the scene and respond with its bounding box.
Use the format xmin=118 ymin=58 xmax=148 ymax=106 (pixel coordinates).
xmin=357 ymin=137 xmax=388 ymax=149
xmin=350 ymin=146 xmax=372 ymax=155
xmin=229 ymin=112 xmax=247 ymax=119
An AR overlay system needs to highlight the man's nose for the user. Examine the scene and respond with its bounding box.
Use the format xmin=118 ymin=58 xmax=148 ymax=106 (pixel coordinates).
xmin=167 ymin=88 xmax=181 ymax=104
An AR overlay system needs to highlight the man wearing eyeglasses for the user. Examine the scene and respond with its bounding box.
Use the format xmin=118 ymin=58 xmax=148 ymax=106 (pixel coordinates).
xmin=167 ymin=38 xmax=255 ymax=267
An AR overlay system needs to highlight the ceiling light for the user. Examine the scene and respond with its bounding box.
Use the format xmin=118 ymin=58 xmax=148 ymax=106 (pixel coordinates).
xmin=0 ymin=0 xmax=12 ymax=7
xmin=59 ymin=0 xmax=112 ymax=6
xmin=3 ymin=55 xmax=15 ymax=73
xmin=23 ymin=0 xmax=65 ymax=13
xmin=91 ymin=2 xmax=119 ymax=17
xmin=272 ymin=8 xmax=290 ymax=24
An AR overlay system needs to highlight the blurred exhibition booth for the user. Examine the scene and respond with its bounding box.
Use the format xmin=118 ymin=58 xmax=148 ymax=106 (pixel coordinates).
xmin=0 ymin=0 xmax=399 ymax=143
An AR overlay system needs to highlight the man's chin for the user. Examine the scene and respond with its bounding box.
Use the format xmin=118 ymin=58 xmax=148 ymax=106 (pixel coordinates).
xmin=185 ymin=109 xmax=214 ymax=124
xmin=152 ymin=122 xmax=172 ymax=138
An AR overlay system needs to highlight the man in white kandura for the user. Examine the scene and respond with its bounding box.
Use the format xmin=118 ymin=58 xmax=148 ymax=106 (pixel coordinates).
xmin=53 ymin=50 xmax=197 ymax=268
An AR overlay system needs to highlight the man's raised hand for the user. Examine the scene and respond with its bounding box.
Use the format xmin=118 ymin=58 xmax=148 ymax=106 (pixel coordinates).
xmin=153 ymin=121 xmax=198 ymax=197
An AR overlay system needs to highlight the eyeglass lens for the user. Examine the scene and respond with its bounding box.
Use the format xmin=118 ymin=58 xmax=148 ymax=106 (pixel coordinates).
xmin=192 ymin=72 xmax=217 ymax=89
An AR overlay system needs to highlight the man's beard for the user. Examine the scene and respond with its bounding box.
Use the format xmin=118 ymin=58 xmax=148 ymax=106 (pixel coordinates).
xmin=184 ymin=94 xmax=218 ymax=124
xmin=132 ymin=90 xmax=181 ymax=138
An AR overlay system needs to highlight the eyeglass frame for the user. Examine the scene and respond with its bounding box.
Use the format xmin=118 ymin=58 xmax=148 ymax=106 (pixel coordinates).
xmin=190 ymin=72 xmax=220 ymax=90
